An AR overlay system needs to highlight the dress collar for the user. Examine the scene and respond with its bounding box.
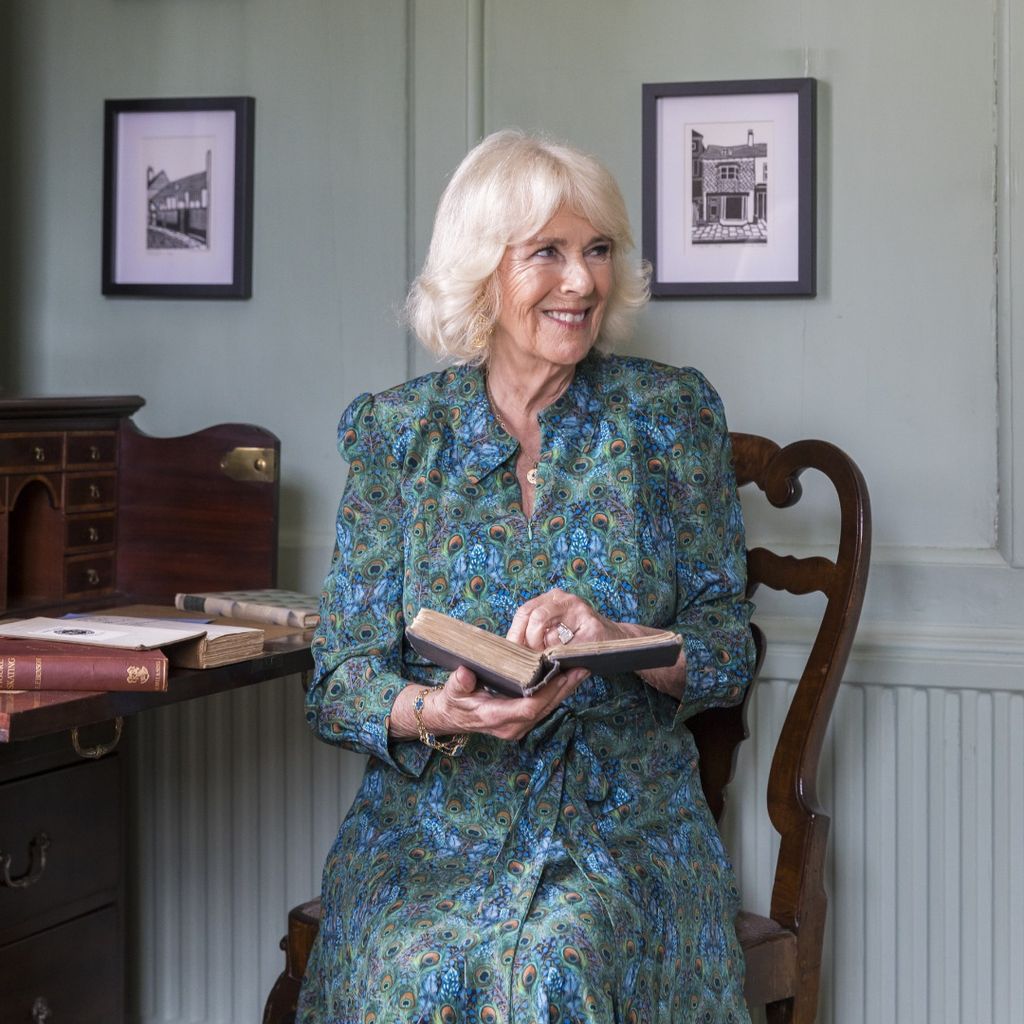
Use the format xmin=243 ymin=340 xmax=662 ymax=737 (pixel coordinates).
xmin=448 ymin=351 xmax=605 ymax=484
xmin=538 ymin=351 xmax=604 ymax=455
xmin=445 ymin=363 xmax=515 ymax=486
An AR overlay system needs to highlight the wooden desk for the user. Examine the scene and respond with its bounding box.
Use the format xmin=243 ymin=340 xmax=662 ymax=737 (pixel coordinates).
xmin=0 ymin=395 xmax=310 ymax=1023
xmin=0 ymin=641 xmax=315 ymax=1023
xmin=0 ymin=631 xmax=315 ymax=744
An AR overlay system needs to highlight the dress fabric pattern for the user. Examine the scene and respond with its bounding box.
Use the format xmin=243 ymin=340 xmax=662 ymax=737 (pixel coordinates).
xmin=298 ymin=353 xmax=756 ymax=1024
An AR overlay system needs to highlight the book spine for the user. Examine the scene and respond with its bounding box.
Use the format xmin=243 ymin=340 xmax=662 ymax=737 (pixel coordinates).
xmin=0 ymin=650 xmax=168 ymax=692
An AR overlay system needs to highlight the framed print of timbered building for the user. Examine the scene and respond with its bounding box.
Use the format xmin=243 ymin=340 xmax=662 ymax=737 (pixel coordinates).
xmin=102 ymin=96 xmax=255 ymax=298
xmin=642 ymin=78 xmax=816 ymax=297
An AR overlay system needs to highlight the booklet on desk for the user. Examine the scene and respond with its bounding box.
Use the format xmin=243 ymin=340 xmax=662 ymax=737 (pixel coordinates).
xmin=0 ymin=615 xmax=264 ymax=669
xmin=406 ymin=607 xmax=683 ymax=698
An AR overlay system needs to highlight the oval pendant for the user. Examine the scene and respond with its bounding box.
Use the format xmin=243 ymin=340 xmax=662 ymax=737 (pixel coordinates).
xmin=526 ymin=467 xmax=539 ymax=485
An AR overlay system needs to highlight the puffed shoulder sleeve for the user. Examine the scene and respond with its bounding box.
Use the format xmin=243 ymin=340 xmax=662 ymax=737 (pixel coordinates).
xmin=665 ymin=370 xmax=757 ymax=727
xmin=305 ymin=392 xmax=431 ymax=778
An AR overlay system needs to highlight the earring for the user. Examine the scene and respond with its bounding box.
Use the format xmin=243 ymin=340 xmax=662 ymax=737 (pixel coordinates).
xmin=468 ymin=297 xmax=493 ymax=351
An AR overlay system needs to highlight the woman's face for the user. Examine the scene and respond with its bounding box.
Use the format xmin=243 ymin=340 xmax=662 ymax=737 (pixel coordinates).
xmin=490 ymin=207 xmax=613 ymax=372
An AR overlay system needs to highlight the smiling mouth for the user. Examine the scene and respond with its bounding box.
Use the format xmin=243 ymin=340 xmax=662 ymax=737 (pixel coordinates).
xmin=543 ymin=309 xmax=589 ymax=325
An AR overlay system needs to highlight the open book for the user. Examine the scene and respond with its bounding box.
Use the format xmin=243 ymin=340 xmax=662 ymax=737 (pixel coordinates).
xmin=406 ymin=607 xmax=682 ymax=698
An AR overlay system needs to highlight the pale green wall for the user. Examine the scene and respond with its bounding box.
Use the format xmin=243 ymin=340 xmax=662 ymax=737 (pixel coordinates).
xmin=2 ymin=0 xmax=414 ymax=590
xmin=4 ymin=0 xmax=1019 ymax=635
xmin=6 ymin=5 xmax=1024 ymax=1022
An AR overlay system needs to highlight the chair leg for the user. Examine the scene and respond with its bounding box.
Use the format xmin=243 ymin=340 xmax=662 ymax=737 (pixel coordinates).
xmin=765 ymin=998 xmax=793 ymax=1023
xmin=262 ymin=953 xmax=300 ymax=1024
xmin=765 ymin=987 xmax=819 ymax=1024
xmin=261 ymin=899 xmax=322 ymax=1024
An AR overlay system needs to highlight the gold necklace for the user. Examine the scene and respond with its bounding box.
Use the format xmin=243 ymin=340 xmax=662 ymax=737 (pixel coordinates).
xmin=485 ymin=374 xmax=545 ymax=486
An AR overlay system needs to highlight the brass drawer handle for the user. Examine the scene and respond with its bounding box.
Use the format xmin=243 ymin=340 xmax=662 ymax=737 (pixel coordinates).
xmin=72 ymin=717 xmax=123 ymax=759
xmin=33 ymin=446 xmax=46 ymax=463
xmin=86 ymin=568 xmax=100 ymax=586
xmin=89 ymin=444 xmax=101 ymax=461
xmin=0 ymin=832 xmax=50 ymax=889
xmin=88 ymin=483 xmax=101 ymax=500
xmin=88 ymin=527 xmax=100 ymax=543
xmin=32 ymin=996 xmax=53 ymax=1023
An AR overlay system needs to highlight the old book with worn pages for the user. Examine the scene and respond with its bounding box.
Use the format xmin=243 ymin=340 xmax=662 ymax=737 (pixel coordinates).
xmin=406 ymin=607 xmax=683 ymax=698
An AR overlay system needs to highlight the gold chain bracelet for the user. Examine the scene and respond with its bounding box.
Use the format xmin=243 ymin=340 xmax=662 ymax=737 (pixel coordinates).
xmin=413 ymin=687 xmax=468 ymax=756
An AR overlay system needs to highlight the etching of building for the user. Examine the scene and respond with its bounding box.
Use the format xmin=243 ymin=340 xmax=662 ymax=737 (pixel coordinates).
xmin=692 ymin=129 xmax=767 ymax=231
xmin=147 ymin=150 xmax=211 ymax=245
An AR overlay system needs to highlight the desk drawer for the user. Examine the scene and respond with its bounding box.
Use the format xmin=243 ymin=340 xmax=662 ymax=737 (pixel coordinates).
xmin=63 ymin=552 xmax=116 ymax=597
xmin=0 ymin=433 xmax=64 ymax=471
xmin=0 ymin=905 xmax=122 ymax=1023
xmin=65 ymin=512 xmax=116 ymax=552
xmin=0 ymin=757 xmax=120 ymax=935
xmin=66 ymin=431 xmax=117 ymax=468
xmin=65 ymin=471 xmax=117 ymax=511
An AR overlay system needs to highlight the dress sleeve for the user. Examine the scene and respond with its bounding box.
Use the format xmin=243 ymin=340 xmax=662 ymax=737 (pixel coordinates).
xmin=305 ymin=392 xmax=432 ymax=778
xmin=665 ymin=371 xmax=757 ymax=727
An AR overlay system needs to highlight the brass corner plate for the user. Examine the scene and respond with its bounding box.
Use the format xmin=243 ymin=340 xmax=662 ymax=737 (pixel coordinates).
xmin=220 ymin=446 xmax=277 ymax=483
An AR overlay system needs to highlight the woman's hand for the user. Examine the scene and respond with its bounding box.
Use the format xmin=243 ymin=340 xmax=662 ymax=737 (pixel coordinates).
xmin=506 ymin=587 xmax=628 ymax=650
xmin=388 ymin=663 xmax=590 ymax=743
xmin=507 ymin=587 xmax=688 ymax=701
xmin=388 ymin=587 xmax=690 ymax=745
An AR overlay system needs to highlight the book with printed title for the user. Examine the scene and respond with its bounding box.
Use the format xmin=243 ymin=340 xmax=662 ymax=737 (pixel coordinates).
xmin=406 ymin=607 xmax=683 ymax=698
xmin=0 ymin=638 xmax=169 ymax=692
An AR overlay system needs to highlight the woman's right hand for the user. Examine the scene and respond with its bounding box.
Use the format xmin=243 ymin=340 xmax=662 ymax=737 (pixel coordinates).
xmin=389 ymin=664 xmax=588 ymax=743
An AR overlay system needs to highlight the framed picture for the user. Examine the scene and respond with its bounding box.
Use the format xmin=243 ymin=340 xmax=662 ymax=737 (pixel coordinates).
xmin=102 ymin=96 xmax=255 ymax=298
xmin=642 ymin=78 xmax=816 ymax=298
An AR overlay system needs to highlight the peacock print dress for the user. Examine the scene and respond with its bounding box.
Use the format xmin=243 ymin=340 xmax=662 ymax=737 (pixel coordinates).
xmin=298 ymin=352 xmax=756 ymax=1024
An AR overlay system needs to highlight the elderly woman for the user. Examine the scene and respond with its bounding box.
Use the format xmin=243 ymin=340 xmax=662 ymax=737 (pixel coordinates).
xmin=298 ymin=129 xmax=755 ymax=1023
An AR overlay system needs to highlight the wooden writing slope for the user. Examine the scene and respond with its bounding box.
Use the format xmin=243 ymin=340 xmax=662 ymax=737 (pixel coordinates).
xmin=0 ymin=396 xmax=314 ymax=1022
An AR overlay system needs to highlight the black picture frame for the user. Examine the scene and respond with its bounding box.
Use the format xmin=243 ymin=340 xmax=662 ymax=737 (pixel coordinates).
xmin=642 ymin=78 xmax=816 ymax=298
xmin=102 ymin=96 xmax=255 ymax=298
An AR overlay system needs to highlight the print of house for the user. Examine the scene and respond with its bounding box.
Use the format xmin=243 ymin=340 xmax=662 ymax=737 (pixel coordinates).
xmin=691 ymin=129 xmax=767 ymax=227
xmin=146 ymin=149 xmax=212 ymax=244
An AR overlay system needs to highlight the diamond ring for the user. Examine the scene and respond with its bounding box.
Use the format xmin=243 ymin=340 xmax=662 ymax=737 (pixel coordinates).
xmin=555 ymin=622 xmax=574 ymax=645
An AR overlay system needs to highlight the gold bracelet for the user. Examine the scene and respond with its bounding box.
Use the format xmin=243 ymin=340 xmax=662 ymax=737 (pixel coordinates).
xmin=413 ymin=686 xmax=468 ymax=756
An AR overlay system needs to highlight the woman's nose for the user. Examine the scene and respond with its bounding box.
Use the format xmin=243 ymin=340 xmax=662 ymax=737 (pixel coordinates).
xmin=560 ymin=254 xmax=594 ymax=295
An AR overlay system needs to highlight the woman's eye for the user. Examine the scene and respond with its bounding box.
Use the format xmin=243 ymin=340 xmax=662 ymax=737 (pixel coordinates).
xmin=532 ymin=246 xmax=556 ymax=259
xmin=587 ymin=243 xmax=611 ymax=260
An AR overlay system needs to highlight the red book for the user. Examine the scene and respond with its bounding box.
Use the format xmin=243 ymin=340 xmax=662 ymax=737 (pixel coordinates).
xmin=0 ymin=639 xmax=169 ymax=692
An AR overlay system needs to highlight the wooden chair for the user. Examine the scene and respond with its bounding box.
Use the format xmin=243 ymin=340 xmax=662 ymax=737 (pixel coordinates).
xmin=262 ymin=433 xmax=871 ymax=1024
xmin=688 ymin=434 xmax=870 ymax=1021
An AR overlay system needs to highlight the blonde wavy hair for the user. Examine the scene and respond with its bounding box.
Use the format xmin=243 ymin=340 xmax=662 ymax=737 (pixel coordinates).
xmin=405 ymin=129 xmax=650 ymax=364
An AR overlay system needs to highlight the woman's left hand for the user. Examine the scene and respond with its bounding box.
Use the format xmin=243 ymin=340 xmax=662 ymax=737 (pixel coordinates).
xmin=507 ymin=587 xmax=688 ymax=701
xmin=506 ymin=587 xmax=626 ymax=651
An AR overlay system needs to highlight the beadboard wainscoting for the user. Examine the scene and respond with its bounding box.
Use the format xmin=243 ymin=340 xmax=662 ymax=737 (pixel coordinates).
xmin=125 ymin=623 xmax=1024 ymax=1024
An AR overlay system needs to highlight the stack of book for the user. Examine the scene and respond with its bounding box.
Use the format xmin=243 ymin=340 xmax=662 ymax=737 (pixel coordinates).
xmin=0 ymin=613 xmax=265 ymax=693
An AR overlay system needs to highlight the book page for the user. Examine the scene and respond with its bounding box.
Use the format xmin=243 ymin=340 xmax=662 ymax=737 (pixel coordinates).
xmin=0 ymin=617 xmax=208 ymax=650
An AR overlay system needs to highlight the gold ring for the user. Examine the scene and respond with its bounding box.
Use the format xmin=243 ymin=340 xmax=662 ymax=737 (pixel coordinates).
xmin=555 ymin=622 xmax=574 ymax=645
